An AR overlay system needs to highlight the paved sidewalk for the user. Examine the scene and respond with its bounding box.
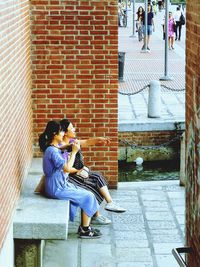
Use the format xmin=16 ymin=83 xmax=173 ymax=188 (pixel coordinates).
xmin=43 ymin=180 xmax=185 ymax=267
xmin=118 ymin=3 xmax=186 ymax=132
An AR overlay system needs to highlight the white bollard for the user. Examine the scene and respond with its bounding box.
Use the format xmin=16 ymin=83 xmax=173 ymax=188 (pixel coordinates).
xmin=148 ymin=80 xmax=161 ymax=118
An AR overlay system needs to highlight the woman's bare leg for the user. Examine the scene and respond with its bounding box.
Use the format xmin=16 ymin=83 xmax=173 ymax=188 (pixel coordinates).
xmin=93 ymin=211 xmax=100 ymax=217
xmin=81 ymin=210 xmax=91 ymax=227
xmin=168 ymin=37 xmax=171 ymax=49
xmin=171 ymin=37 xmax=174 ymax=48
xmin=99 ymin=186 xmax=112 ymax=203
xmin=147 ymin=35 xmax=150 ymax=47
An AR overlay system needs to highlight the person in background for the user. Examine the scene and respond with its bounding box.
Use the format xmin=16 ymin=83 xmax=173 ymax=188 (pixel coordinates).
xmin=118 ymin=2 xmax=123 ymax=27
xmin=141 ymin=3 xmax=155 ymax=51
xmin=59 ymin=119 xmax=126 ymax=225
xmin=174 ymin=6 xmax=182 ymax=41
xmin=152 ymin=1 xmax=157 ymax=15
xmin=168 ymin=11 xmax=175 ymax=50
xmin=39 ymin=120 xmax=102 ymax=239
xmin=161 ymin=15 xmax=165 ymax=40
xmin=136 ymin=6 xmax=144 ymax=41
xmin=158 ymin=0 xmax=163 ymax=11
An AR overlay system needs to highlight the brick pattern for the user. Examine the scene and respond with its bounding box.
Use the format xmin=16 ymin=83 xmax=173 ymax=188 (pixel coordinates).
xmin=31 ymin=0 xmax=119 ymax=188
xmin=0 ymin=1 xmax=32 ymax=250
xmin=119 ymin=131 xmax=182 ymax=147
xmin=185 ymin=0 xmax=200 ymax=265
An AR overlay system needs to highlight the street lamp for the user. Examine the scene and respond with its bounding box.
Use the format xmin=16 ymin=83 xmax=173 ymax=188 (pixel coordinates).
xmin=130 ymin=0 xmax=136 ymax=38
xmin=160 ymin=0 xmax=173 ymax=80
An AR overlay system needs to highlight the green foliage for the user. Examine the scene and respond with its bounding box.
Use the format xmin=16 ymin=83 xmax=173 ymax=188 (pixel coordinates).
xmin=171 ymin=0 xmax=186 ymax=4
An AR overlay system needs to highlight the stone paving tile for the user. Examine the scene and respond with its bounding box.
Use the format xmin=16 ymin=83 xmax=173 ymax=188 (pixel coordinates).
xmin=180 ymin=225 xmax=185 ymax=235
xmin=143 ymin=201 xmax=169 ymax=208
xmin=147 ymin=220 xmax=177 ymax=230
xmin=144 ymin=206 xmax=171 ymax=212
xmin=155 ymin=254 xmax=180 ymax=267
xmin=176 ymin=215 xmax=185 ymax=225
xmin=153 ymin=242 xmax=184 ymax=254
xmin=81 ymin=244 xmax=114 ymax=267
xmin=114 ymin=230 xmax=148 ymax=240
xmin=145 ymin=212 xmax=174 ymax=221
xmin=43 ymin=240 xmax=78 ymax=267
xmin=150 ymin=229 xmax=180 ymax=236
xmin=115 ymin=248 xmax=152 ymax=262
xmin=140 ymin=194 xmax=167 ymax=201
xmin=115 ymin=240 xmax=149 ymax=248
xmin=167 ymin=191 xmax=185 ymax=199
xmin=152 ymin=234 xmax=182 ymax=243
xmin=118 ymin=112 xmax=136 ymax=120
xmin=173 ymin=206 xmax=185 ymax=215
xmin=169 ymin=198 xmax=185 ymax=206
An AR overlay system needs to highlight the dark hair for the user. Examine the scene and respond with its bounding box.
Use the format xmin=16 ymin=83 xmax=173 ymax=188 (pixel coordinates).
xmin=39 ymin=120 xmax=61 ymax=152
xmin=177 ymin=7 xmax=180 ymax=11
xmin=137 ymin=6 xmax=144 ymax=14
xmin=60 ymin=119 xmax=71 ymax=132
xmin=148 ymin=4 xmax=153 ymax=11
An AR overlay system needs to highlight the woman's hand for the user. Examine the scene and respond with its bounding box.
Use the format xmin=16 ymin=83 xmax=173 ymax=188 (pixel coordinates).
xmin=96 ymin=137 xmax=110 ymax=145
xmin=80 ymin=137 xmax=110 ymax=147
xmin=72 ymin=140 xmax=80 ymax=153
xmin=63 ymin=140 xmax=80 ymax=173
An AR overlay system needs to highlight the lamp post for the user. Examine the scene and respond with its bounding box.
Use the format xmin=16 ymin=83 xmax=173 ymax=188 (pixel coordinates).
xmin=130 ymin=0 xmax=136 ymax=37
xmin=125 ymin=0 xmax=128 ymax=27
xmin=160 ymin=0 xmax=173 ymax=80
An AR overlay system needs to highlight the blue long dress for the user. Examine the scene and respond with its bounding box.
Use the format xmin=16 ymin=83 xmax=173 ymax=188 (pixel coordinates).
xmin=43 ymin=146 xmax=99 ymax=221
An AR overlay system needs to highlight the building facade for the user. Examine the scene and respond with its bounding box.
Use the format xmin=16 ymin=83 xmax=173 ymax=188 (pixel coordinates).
xmin=185 ymin=0 xmax=200 ymax=265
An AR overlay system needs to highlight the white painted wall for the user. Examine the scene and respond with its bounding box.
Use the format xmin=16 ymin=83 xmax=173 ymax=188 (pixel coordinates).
xmin=0 ymin=224 xmax=14 ymax=267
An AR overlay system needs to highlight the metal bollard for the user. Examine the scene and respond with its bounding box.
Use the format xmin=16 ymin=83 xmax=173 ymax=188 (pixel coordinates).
xmin=148 ymin=80 xmax=161 ymax=118
xmin=118 ymin=52 xmax=126 ymax=82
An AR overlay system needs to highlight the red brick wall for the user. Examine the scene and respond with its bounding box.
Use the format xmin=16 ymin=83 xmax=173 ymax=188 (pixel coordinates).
xmin=0 ymin=1 xmax=32 ymax=250
xmin=185 ymin=0 xmax=200 ymax=265
xmin=31 ymin=0 xmax=119 ymax=188
xmin=119 ymin=130 xmax=182 ymax=147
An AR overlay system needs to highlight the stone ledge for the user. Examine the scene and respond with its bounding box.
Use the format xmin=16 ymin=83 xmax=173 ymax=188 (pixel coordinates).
xmin=13 ymin=160 xmax=69 ymax=240
xmin=119 ymin=121 xmax=185 ymax=132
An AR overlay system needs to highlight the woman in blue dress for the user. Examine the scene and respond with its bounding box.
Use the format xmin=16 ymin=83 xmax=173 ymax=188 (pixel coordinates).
xmin=39 ymin=120 xmax=101 ymax=238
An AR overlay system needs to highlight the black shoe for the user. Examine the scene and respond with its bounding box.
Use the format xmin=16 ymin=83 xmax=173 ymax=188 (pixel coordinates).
xmin=175 ymin=38 xmax=177 ymax=41
xmin=147 ymin=47 xmax=150 ymax=50
xmin=78 ymin=226 xmax=102 ymax=239
xmin=77 ymin=225 xmax=101 ymax=234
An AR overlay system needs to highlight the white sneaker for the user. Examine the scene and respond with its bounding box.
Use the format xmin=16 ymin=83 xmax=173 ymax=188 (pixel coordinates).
xmin=105 ymin=202 xmax=126 ymax=213
xmin=91 ymin=215 xmax=111 ymax=225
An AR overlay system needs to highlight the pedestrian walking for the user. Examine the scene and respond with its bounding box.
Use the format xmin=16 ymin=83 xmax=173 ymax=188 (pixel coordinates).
xmin=158 ymin=0 xmax=163 ymax=11
xmin=136 ymin=6 xmax=144 ymax=42
xmin=141 ymin=3 xmax=155 ymax=51
xmin=152 ymin=1 xmax=157 ymax=15
xmin=168 ymin=12 xmax=175 ymax=50
xmin=174 ymin=6 xmax=182 ymax=41
xmin=161 ymin=15 xmax=165 ymax=40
